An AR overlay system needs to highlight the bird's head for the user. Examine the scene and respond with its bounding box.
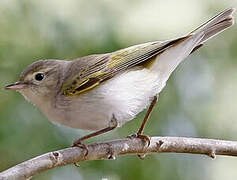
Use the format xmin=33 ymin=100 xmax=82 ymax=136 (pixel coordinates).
xmin=5 ymin=60 xmax=68 ymax=105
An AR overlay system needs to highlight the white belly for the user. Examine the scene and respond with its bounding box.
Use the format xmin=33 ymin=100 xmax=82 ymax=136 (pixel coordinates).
xmin=49 ymin=67 xmax=163 ymax=130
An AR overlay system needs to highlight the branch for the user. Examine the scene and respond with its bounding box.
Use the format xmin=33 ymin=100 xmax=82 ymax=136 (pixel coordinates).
xmin=1 ymin=136 xmax=237 ymax=180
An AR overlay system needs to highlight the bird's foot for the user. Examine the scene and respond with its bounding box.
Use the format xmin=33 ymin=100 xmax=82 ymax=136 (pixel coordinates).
xmin=127 ymin=133 xmax=151 ymax=159
xmin=72 ymin=140 xmax=89 ymax=156
xmin=127 ymin=133 xmax=151 ymax=147
xmin=72 ymin=140 xmax=89 ymax=167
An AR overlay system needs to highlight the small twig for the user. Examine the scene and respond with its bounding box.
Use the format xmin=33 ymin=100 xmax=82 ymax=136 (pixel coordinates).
xmin=1 ymin=136 xmax=237 ymax=180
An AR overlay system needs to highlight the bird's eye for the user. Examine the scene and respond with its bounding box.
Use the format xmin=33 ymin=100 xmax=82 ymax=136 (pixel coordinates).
xmin=34 ymin=73 xmax=45 ymax=81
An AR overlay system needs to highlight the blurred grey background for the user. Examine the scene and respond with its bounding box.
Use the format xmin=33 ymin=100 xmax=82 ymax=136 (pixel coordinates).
xmin=0 ymin=0 xmax=237 ymax=179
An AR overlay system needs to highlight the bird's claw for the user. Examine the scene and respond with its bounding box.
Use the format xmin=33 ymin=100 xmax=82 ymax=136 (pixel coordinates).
xmin=127 ymin=133 xmax=150 ymax=159
xmin=127 ymin=133 xmax=151 ymax=148
xmin=72 ymin=141 xmax=89 ymax=167
xmin=72 ymin=141 xmax=89 ymax=156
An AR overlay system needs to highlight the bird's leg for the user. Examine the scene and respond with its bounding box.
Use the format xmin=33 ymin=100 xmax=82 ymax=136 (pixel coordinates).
xmin=128 ymin=96 xmax=158 ymax=148
xmin=73 ymin=114 xmax=118 ymax=156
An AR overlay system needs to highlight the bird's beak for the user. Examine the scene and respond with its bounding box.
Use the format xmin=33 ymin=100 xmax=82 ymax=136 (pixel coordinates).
xmin=5 ymin=82 xmax=26 ymax=90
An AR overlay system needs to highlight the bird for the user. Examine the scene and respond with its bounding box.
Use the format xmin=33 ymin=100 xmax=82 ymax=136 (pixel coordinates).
xmin=5 ymin=8 xmax=235 ymax=152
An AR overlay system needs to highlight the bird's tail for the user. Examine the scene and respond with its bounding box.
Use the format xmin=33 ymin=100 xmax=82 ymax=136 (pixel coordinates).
xmin=190 ymin=8 xmax=235 ymax=46
xmin=151 ymin=8 xmax=235 ymax=93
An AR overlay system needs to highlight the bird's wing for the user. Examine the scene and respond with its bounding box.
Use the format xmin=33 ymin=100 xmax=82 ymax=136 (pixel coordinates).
xmin=62 ymin=8 xmax=235 ymax=96
xmin=62 ymin=36 xmax=188 ymax=96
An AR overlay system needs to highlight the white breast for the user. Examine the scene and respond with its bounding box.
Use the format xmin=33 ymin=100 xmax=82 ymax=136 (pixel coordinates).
xmin=48 ymin=67 xmax=162 ymax=130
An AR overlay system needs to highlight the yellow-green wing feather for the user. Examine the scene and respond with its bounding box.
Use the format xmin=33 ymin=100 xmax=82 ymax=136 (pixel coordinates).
xmin=62 ymin=54 xmax=109 ymax=95
xmin=107 ymin=36 xmax=188 ymax=73
xmin=62 ymin=36 xmax=187 ymax=96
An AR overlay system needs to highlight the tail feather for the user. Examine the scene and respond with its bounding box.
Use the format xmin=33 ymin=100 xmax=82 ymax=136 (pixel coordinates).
xmin=191 ymin=8 xmax=235 ymax=44
xmin=151 ymin=8 xmax=235 ymax=93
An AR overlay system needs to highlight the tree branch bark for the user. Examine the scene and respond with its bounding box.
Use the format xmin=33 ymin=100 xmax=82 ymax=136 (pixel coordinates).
xmin=1 ymin=136 xmax=237 ymax=180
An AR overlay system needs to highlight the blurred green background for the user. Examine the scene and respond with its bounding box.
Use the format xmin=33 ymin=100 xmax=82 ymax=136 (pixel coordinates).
xmin=1 ymin=0 xmax=237 ymax=179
